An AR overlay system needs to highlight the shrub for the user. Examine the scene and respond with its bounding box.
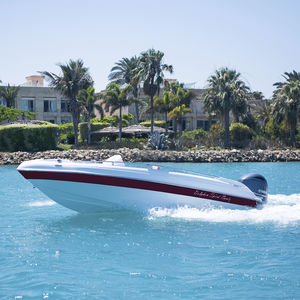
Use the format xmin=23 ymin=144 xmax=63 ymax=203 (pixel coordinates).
xmin=250 ymin=135 xmax=269 ymax=149
xmin=79 ymin=122 xmax=110 ymax=142
xmin=0 ymin=105 xmax=37 ymax=123
xmin=92 ymin=113 xmax=133 ymax=127
xmin=180 ymin=128 xmax=208 ymax=149
xmin=181 ymin=128 xmax=207 ymax=140
xmin=139 ymin=120 xmax=166 ymax=128
xmin=147 ymin=132 xmax=170 ymax=150
xmin=230 ymin=122 xmax=252 ymax=148
xmin=208 ymin=121 xmax=225 ymax=147
xmin=58 ymin=123 xmax=74 ymax=144
xmin=265 ymin=118 xmax=290 ymax=146
xmin=296 ymin=131 xmax=300 ymax=148
xmin=0 ymin=123 xmax=58 ymax=152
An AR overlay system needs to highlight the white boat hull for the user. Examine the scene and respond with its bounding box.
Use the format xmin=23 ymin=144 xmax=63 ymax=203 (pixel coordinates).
xmin=18 ymin=157 xmax=266 ymax=213
xmin=26 ymin=179 xmax=253 ymax=213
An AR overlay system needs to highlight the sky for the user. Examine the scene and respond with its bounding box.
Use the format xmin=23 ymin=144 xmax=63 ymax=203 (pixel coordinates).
xmin=0 ymin=0 xmax=300 ymax=98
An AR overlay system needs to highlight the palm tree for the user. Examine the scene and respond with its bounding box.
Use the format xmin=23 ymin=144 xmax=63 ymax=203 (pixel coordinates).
xmin=154 ymin=91 xmax=173 ymax=134
xmin=251 ymin=91 xmax=265 ymax=101
xmin=201 ymin=67 xmax=250 ymax=146
xmin=273 ymin=70 xmax=300 ymax=147
xmin=40 ymin=59 xmax=93 ymax=146
xmin=168 ymin=104 xmax=191 ymax=137
xmin=231 ymin=93 xmax=248 ymax=122
xmin=170 ymin=86 xmax=194 ymax=109
xmin=167 ymin=84 xmax=194 ymax=134
xmin=109 ymin=56 xmax=142 ymax=123
xmin=137 ymin=49 xmax=173 ymax=134
xmin=0 ymin=84 xmax=20 ymax=107
xmin=78 ymin=87 xmax=103 ymax=144
xmin=102 ymin=82 xmax=134 ymax=142
xmin=256 ymin=100 xmax=273 ymax=130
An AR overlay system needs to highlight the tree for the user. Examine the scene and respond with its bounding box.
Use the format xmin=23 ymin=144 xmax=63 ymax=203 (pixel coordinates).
xmin=167 ymin=84 xmax=194 ymax=135
xmin=102 ymin=83 xmax=134 ymax=142
xmin=0 ymin=84 xmax=20 ymax=107
xmin=170 ymin=85 xmax=194 ymax=109
xmin=0 ymin=105 xmax=36 ymax=123
xmin=137 ymin=49 xmax=173 ymax=134
xmin=77 ymin=88 xmax=102 ymax=144
xmin=250 ymin=91 xmax=265 ymax=101
xmin=40 ymin=59 xmax=93 ymax=146
xmin=154 ymin=91 xmax=172 ymax=134
xmin=256 ymin=100 xmax=273 ymax=130
xmin=273 ymin=70 xmax=300 ymax=147
xmin=109 ymin=56 xmax=142 ymax=123
xmin=168 ymin=104 xmax=191 ymax=137
xmin=201 ymin=67 xmax=250 ymax=146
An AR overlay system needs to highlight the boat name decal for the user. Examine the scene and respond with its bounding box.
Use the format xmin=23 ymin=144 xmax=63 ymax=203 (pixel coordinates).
xmin=193 ymin=190 xmax=232 ymax=202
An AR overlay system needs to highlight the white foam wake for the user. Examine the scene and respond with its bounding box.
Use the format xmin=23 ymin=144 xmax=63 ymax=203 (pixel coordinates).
xmin=28 ymin=200 xmax=56 ymax=207
xmin=148 ymin=194 xmax=300 ymax=225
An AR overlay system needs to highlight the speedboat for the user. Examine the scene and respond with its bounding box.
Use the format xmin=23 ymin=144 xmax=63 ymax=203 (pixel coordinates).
xmin=17 ymin=155 xmax=268 ymax=213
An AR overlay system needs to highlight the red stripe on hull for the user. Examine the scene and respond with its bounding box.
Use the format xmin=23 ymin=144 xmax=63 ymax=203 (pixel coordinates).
xmin=18 ymin=170 xmax=258 ymax=208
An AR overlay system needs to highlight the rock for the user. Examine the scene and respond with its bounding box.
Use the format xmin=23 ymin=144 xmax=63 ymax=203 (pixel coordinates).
xmin=0 ymin=149 xmax=300 ymax=165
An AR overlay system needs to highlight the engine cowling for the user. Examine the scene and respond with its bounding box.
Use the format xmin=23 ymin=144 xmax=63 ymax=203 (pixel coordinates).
xmin=238 ymin=173 xmax=268 ymax=203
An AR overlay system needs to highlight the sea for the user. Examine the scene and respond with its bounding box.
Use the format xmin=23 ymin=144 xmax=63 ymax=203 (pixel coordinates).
xmin=0 ymin=162 xmax=299 ymax=299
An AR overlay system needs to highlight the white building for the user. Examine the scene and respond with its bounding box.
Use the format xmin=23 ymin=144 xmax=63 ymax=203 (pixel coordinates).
xmin=0 ymin=75 xmax=72 ymax=124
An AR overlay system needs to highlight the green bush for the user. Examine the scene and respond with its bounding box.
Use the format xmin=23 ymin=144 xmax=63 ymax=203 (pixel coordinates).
xmin=296 ymin=131 xmax=300 ymax=148
xmin=181 ymin=128 xmax=208 ymax=140
xmin=0 ymin=105 xmax=37 ymax=123
xmin=208 ymin=121 xmax=225 ymax=147
xmin=180 ymin=129 xmax=208 ymax=148
xmin=230 ymin=122 xmax=252 ymax=148
xmin=265 ymin=118 xmax=290 ymax=146
xmin=0 ymin=124 xmax=58 ymax=152
xmin=139 ymin=120 xmax=166 ymax=128
xmin=79 ymin=122 xmax=110 ymax=142
xmin=92 ymin=113 xmax=133 ymax=127
xmin=250 ymin=135 xmax=269 ymax=149
xmin=58 ymin=123 xmax=74 ymax=144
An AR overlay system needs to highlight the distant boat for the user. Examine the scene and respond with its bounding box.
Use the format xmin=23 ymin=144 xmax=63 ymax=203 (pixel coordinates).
xmin=17 ymin=155 xmax=268 ymax=213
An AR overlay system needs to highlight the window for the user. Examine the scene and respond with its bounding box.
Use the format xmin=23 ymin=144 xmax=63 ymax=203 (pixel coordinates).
xmin=61 ymin=100 xmax=70 ymax=112
xmin=204 ymin=120 xmax=209 ymax=131
xmin=182 ymin=120 xmax=186 ymax=131
xmin=197 ymin=120 xmax=210 ymax=131
xmin=185 ymin=120 xmax=192 ymax=130
xmin=44 ymin=98 xmax=56 ymax=112
xmin=197 ymin=120 xmax=204 ymax=129
xmin=0 ymin=98 xmax=7 ymax=106
xmin=21 ymin=98 xmax=34 ymax=112
xmin=195 ymin=101 xmax=203 ymax=113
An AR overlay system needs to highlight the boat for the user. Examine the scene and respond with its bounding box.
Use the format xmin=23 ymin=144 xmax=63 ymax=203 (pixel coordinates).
xmin=17 ymin=155 xmax=268 ymax=213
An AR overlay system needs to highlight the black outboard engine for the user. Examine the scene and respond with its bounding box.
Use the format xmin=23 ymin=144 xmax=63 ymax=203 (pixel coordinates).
xmin=238 ymin=173 xmax=268 ymax=204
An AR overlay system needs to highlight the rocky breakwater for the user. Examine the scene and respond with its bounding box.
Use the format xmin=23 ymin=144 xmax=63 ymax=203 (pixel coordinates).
xmin=0 ymin=149 xmax=300 ymax=165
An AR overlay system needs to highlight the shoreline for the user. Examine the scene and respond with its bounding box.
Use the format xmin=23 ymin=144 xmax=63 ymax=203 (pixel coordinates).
xmin=1 ymin=149 xmax=300 ymax=165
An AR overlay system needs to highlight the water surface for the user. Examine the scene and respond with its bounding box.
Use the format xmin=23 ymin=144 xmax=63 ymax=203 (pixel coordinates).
xmin=0 ymin=162 xmax=299 ymax=299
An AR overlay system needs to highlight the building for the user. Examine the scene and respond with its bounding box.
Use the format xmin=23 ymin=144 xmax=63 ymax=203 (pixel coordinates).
xmin=96 ymin=79 xmax=214 ymax=131
xmin=0 ymin=75 xmax=72 ymax=124
xmin=126 ymin=86 xmax=214 ymax=131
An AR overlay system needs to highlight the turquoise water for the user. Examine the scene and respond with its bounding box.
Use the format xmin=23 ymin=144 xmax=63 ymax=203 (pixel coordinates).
xmin=0 ymin=162 xmax=300 ymax=299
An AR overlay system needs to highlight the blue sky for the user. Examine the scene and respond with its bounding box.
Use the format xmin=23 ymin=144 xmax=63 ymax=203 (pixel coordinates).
xmin=1 ymin=0 xmax=299 ymax=98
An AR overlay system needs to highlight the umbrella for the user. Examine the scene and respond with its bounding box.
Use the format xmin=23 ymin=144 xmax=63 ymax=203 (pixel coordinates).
xmin=122 ymin=124 xmax=172 ymax=134
xmin=91 ymin=126 xmax=119 ymax=134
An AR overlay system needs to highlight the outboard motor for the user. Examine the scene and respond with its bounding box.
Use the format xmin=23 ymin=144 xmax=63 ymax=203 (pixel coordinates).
xmin=238 ymin=173 xmax=268 ymax=204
